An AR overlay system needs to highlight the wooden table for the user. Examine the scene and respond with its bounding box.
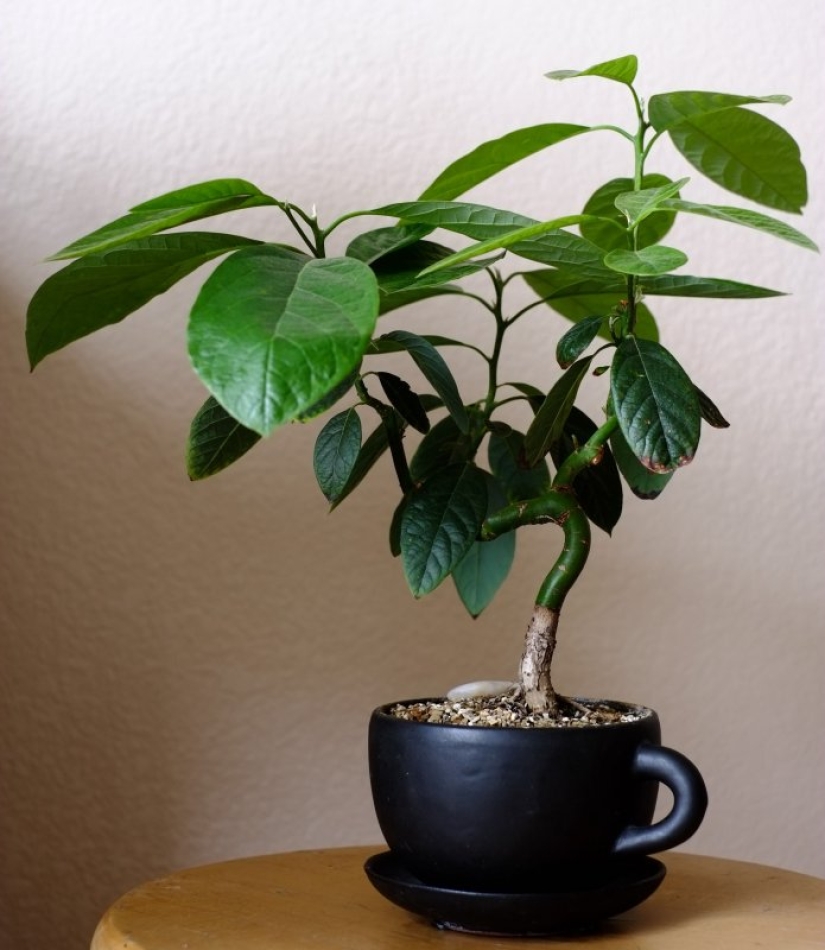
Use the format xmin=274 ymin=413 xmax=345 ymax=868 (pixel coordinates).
xmin=91 ymin=846 xmax=825 ymax=949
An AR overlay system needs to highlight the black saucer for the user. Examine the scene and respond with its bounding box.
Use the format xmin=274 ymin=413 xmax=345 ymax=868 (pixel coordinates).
xmin=364 ymin=851 xmax=666 ymax=936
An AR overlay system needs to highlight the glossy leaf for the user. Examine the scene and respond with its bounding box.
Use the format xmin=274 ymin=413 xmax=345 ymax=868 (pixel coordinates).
xmin=27 ymin=232 xmax=260 ymax=369
xmin=330 ymin=418 xmax=396 ymax=510
xmin=373 ymin=201 xmax=536 ymax=241
xmin=648 ymin=90 xmax=791 ymax=134
xmin=615 ymin=178 xmax=689 ymax=228
xmin=186 ymin=396 xmax=261 ymax=480
xmin=296 ymin=366 xmax=361 ymax=422
xmin=667 ymin=107 xmax=807 ymax=213
xmin=659 ymin=199 xmax=818 ymax=251
xmin=546 ymin=54 xmax=638 ymax=85
xmin=452 ymin=475 xmax=515 ymax=616
xmin=639 ymin=274 xmax=784 ymax=298
xmin=345 ymin=225 xmax=432 ymax=263
xmin=410 ymin=416 xmax=472 ymax=483
xmin=377 ymin=372 xmax=430 ymax=433
xmin=581 ymin=175 xmax=678 ymax=251
xmin=610 ymin=425 xmax=674 ymax=499
xmin=188 ymin=247 xmax=378 ymax=436
xmin=488 ymin=429 xmax=550 ymax=501
xmin=550 ymin=407 xmax=623 ymax=534
xmin=524 ymin=358 xmax=592 ymax=466
xmin=605 ymin=245 xmax=688 ymax=276
xmin=555 ymin=314 xmax=605 ymax=368
xmin=419 ymin=124 xmax=590 ymax=201
xmin=49 ymin=179 xmax=277 ymax=260
xmin=400 ymin=464 xmax=488 ymax=597
xmin=371 ymin=240 xmax=501 ymax=294
xmin=611 ymin=338 xmax=701 ymax=472
xmin=369 ymin=334 xmax=475 ymax=356
xmin=379 ymin=330 xmax=469 ymax=433
xmin=313 ymin=408 xmax=363 ymax=502
xmin=378 ymin=285 xmax=466 ymax=316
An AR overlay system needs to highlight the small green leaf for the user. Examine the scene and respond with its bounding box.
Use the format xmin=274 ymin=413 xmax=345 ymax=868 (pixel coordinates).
xmin=556 ymin=315 xmax=605 ymax=368
xmin=604 ymin=245 xmax=688 ymax=276
xmin=452 ymin=475 xmax=516 ymax=617
xmin=400 ymin=464 xmax=488 ymax=597
xmin=345 ymin=225 xmax=432 ymax=263
xmin=379 ymin=330 xmax=469 ymax=433
xmin=488 ymin=430 xmax=550 ymax=501
xmin=667 ymin=107 xmax=807 ymax=212
xmin=550 ymin=407 xmax=623 ymax=534
xmin=313 ymin=408 xmax=363 ymax=503
xmin=410 ymin=416 xmax=471 ymax=483
xmin=611 ymin=338 xmax=701 ymax=472
xmin=373 ymin=201 xmax=536 ymax=241
xmin=186 ymin=396 xmax=261 ymax=480
xmin=377 ymin=372 xmax=430 ymax=433
xmin=611 ymin=425 xmax=674 ymax=499
xmin=659 ymin=199 xmax=818 ymax=251
xmin=581 ymin=175 xmax=679 ymax=251
xmin=330 ymin=417 xmax=396 ymax=510
xmin=372 ymin=240 xmax=502 ymax=293
xmin=419 ymin=123 xmax=590 ymax=201
xmin=524 ymin=358 xmax=592 ymax=466
xmin=695 ymin=387 xmax=730 ymax=429
xmin=546 ymin=54 xmax=638 ymax=85
xmin=639 ymin=274 xmax=784 ymax=298
xmin=27 ymin=232 xmax=261 ymax=369
xmin=615 ymin=178 xmax=690 ymax=228
xmin=188 ymin=247 xmax=379 ymax=436
xmin=648 ymin=91 xmax=792 ymax=134
xmin=377 ymin=285 xmax=466 ymax=316
xmin=49 ymin=179 xmax=277 ymax=260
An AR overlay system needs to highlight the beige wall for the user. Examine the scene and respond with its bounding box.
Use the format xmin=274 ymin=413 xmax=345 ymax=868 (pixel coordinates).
xmin=2 ymin=1 xmax=824 ymax=947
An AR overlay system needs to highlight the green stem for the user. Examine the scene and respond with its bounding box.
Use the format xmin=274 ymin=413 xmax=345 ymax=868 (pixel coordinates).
xmin=553 ymin=416 xmax=619 ymax=488
xmin=355 ymin=378 xmax=412 ymax=493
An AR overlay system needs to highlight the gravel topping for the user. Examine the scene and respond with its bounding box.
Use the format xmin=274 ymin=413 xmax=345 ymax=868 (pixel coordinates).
xmin=389 ymin=695 xmax=650 ymax=728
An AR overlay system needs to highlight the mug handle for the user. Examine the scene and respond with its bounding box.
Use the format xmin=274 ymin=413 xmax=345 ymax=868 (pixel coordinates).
xmin=613 ymin=743 xmax=708 ymax=857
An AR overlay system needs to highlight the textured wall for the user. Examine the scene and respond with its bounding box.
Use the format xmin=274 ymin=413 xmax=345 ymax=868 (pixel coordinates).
xmin=2 ymin=2 xmax=824 ymax=948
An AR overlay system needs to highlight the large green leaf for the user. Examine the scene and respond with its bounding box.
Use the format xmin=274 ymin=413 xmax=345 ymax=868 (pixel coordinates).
xmin=488 ymin=429 xmax=550 ymax=501
xmin=604 ymin=245 xmax=688 ymax=276
xmin=49 ymin=179 xmax=277 ymax=260
xmin=659 ymin=199 xmax=818 ymax=251
xmin=648 ymin=91 xmax=791 ymax=134
xmin=550 ymin=407 xmax=623 ymax=534
xmin=400 ymin=463 xmax=488 ymax=597
xmin=188 ymin=247 xmax=378 ymax=436
xmin=313 ymin=408 xmax=363 ymax=502
xmin=610 ymin=425 xmax=674 ymax=499
xmin=27 ymin=232 xmax=261 ymax=369
xmin=372 ymin=201 xmax=536 ymax=241
xmin=452 ymin=475 xmax=516 ymax=617
xmin=524 ymin=357 xmax=592 ymax=466
xmin=666 ymin=107 xmax=807 ymax=213
xmin=419 ymin=123 xmax=590 ymax=201
xmin=581 ymin=175 xmax=678 ymax=251
xmin=186 ymin=396 xmax=262 ymax=480
xmin=611 ymin=338 xmax=701 ymax=472
xmin=546 ymin=54 xmax=638 ymax=85
xmin=378 ymin=330 xmax=469 ymax=433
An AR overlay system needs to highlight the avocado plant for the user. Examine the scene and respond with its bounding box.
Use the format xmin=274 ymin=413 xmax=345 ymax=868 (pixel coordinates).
xmin=27 ymin=55 xmax=815 ymax=716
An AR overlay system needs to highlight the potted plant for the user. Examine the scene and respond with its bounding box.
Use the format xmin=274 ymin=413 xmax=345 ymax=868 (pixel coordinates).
xmin=26 ymin=54 xmax=815 ymax=934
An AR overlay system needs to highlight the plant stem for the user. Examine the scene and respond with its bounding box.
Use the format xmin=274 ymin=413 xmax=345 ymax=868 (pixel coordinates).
xmin=355 ymin=378 xmax=412 ymax=493
xmin=553 ymin=415 xmax=619 ymax=487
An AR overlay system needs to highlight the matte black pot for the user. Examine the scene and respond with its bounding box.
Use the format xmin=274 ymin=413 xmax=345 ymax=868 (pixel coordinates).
xmin=369 ymin=698 xmax=707 ymax=892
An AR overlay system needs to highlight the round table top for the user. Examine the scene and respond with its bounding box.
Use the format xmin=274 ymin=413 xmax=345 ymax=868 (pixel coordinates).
xmin=90 ymin=846 xmax=825 ymax=950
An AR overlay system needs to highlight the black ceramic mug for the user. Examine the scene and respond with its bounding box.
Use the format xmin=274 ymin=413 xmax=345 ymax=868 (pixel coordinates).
xmin=369 ymin=699 xmax=708 ymax=892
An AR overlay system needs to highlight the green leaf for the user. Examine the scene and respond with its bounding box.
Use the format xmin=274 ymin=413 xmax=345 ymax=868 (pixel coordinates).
xmin=611 ymin=338 xmax=701 ymax=472
xmin=659 ymin=199 xmax=818 ymax=251
xmin=295 ymin=366 xmax=361 ymax=422
xmin=410 ymin=415 xmax=471 ymax=483
xmin=611 ymin=425 xmax=674 ymax=499
xmin=345 ymin=225 xmax=432 ymax=263
xmin=27 ymin=232 xmax=261 ymax=369
xmin=379 ymin=330 xmax=468 ymax=433
xmin=522 ymin=269 xmax=660 ymax=342
xmin=419 ymin=123 xmax=590 ymax=201
xmin=188 ymin=247 xmax=379 ymax=436
xmin=666 ymin=107 xmax=807 ymax=213
xmin=369 ymin=334 xmax=476 ymax=356
xmin=524 ymin=358 xmax=592 ymax=466
xmin=330 ymin=418 xmax=395 ymax=510
xmin=615 ymin=178 xmax=690 ymax=228
xmin=400 ymin=463 xmax=488 ymax=597
xmin=550 ymin=407 xmax=622 ymax=534
xmin=604 ymin=245 xmax=688 ymax=276
xmin=377 ymin=372 xmax=430 ymax=433
xmin=452 ymin=475 xmax=515 ymax=616
xmin=313 ymin=408 xmax=363 ymax=502
xmin=648 ymin=91 xmax=792 ymax=134
xmin=371 ymin=240 xmax=501 ymax=293
xmin=546 ymin=54 xmax=638 ymax=85
xmin=377 ymin=285 xmax=466 ymax=316
xmin=581 ymin=175 xmax=679 ymax=251
xmin=556 ymin=314 xmax=605 ymax=368
xmin=186 ymin=396 xmax=261 ymax=480
xmin=488 ymin=429 xmax=550 ymax=501
xmin=389 ymin=494 xmax=410 ymax=557
xmin=49 ymin=179 xmax=277 ymax=260
xmin=639 ymin=274 xmax=784 ymax=298
xmin=695 ymin=387 xmax=730 ymax=429
xmin=372 ymin=201 xmax=536 ymax=241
